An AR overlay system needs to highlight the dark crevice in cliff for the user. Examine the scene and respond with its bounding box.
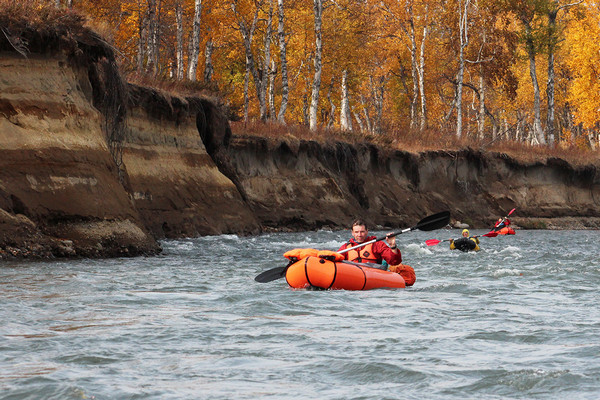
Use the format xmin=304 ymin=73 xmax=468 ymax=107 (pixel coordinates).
xmin=193 ymin=98 xmax=253 ymax=206
xmin=327 ymin=142 xmax=370 ymax=209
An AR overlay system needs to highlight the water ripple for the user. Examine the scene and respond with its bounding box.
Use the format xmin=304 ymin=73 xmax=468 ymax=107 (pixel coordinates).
xmin=1 ymin=230 xmax=600 ymax=399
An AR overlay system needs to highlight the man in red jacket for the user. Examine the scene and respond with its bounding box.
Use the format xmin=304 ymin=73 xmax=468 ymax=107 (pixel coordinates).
xmin=338 ymin=219 xmax=402 ymax=266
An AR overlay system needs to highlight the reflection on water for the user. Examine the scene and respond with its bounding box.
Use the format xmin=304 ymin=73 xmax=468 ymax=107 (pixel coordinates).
xmin=1 ymin=229 xmax=599 ymax=399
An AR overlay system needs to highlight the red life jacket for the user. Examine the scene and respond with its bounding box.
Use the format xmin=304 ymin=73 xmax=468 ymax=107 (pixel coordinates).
xmin=342 ymin=239 xmax=380 ymax=263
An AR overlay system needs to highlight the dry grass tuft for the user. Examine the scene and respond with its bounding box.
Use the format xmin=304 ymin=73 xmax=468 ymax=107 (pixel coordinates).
xmin=0 ymin=0 xmax=86 ymax=34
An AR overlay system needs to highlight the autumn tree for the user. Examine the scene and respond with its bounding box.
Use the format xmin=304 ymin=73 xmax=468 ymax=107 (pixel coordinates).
xmin=564 ymin=1 xmax=600 ymax=147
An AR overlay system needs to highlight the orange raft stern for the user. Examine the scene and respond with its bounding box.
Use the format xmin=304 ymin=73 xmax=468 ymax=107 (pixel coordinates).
xmin=496 ymin=227 xmax=516 ymax=235
xmin=285 ymin=256 xmax=408 ymax=290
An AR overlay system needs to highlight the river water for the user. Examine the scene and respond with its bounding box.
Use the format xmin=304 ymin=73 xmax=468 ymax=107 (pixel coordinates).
xmin=1 ymin=229 xmax=599 ymax=399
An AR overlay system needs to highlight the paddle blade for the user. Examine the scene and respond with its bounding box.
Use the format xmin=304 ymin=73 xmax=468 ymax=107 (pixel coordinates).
xmin=483 ymin=231 xmax=499 ymax=238
xmin=425 ymin=239 xmax=442 ymax=246
xmin=255 ymin=266 xmax=288 ymax=283
xmin=507 ymin=208 xmax=516 ymax=216
xmin=414 ymin=211 xmax=451 ymax=232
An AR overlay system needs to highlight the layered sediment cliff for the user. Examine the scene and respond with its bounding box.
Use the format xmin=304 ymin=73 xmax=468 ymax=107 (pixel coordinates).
xmin=1 ymin=24 xmax=599 ymax=259
xmin=0 ymin=22 xmax=260 ymax=258
xmin=226 ymin=137 xmax=600 ymax=231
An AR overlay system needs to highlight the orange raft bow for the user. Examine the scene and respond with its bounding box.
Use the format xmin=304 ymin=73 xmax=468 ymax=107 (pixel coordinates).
xmin=283 ymin=248 xmax=415 ymax=290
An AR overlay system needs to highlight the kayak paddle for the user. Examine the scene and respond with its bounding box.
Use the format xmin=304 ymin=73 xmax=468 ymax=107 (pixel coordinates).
xmin=425 ymin=231 xmax=498 ymax=247
xmin=254 ymin=260 xmax=295 ymax=283
xmin=338 ymin=211 xmax=450 ymax=255
xmin=255 ymin=211 xmax=451 ymax=283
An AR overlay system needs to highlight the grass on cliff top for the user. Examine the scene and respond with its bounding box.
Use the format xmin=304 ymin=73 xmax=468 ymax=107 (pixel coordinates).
xmin=231 ymin=120 xmax=600 ymax=167
xmin=0 ymin=0 xmax=84 ymax=32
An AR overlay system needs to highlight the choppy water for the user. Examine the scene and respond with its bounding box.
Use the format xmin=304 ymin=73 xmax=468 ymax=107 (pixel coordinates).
xmin=1 ymin=229 xmax=599 ymax=399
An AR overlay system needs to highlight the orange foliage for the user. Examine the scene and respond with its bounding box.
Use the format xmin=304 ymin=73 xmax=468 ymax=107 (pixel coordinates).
xmin=2 ymin=0 xmax=599 ymax=158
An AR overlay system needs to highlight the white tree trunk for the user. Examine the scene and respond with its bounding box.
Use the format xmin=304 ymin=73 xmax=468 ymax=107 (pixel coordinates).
xmin=277 ymin=0 xmax=289 ymax=123
xmin=340 ymin=69 xmax=352 ymax=131
xmin=137 ymin=12 xmax=146 ymax=73
xmin=269 ymin=60 xmax=277 ymax=118
xmin=243 ymin=58 xmax=250 ymax=122
xmin=478 ymin=66 xmax=485 ymax=139
xmin=405 ymin=6 xmax=419 ymax=130
xmin=263 ymin=1 xmax=274 ymax=118
xmin=309 ymin=0 xmax=324 ymax=131
xmin=232 ymin=0 xmax=267 ymax=120
xmin=187 ymin=0 xmax=203 ymax=81
xmin=370 ymin=75 xmax=385 ymax=135
xmin=146 ymin=0 xmax=159 ymax=76
xmin=526 ymin=40 xmax=545 ymax=144
xmin=546 ymin=44 xmax=556 ymax=146
xmin=326 ymin=76 xmax=336 ymax=128
xmin=204 ymin=39 xmax=214 ymax=82
xmin=359 ymin=95 xmax=372 ymax=133
xmin=175 ymin=2 xmax=184 ymax=80
xmin=519 ymin=19 xmax=545 ymax=145
xmin=456 ymin=0 xmax=470 ymax=139
xmin=418 ymin=21 xmax=429 ymax=131
xmin=352 ymin=107 xmax=365 ymax=132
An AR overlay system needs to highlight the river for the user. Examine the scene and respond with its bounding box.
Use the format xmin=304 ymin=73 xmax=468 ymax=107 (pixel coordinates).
xmin=1 ymin=229 xmax=599 ymax=399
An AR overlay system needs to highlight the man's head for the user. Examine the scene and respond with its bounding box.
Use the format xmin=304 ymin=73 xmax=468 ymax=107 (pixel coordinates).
xmin=351 ymin=219 xmax=368 ymax=243
xmin=462 ymin=229 xmax=469 ymax=237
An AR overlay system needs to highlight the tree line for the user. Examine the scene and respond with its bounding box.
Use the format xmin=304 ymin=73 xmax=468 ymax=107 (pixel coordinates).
xmin=53 ymin=0 xmax=599 ymax=149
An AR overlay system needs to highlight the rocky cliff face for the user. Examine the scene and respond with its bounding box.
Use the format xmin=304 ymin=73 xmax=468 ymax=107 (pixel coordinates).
xmin=226 ymin=137 xmax=600 ymax=231
xmin=0 ymin=50 xmax=160 ymax=258
xmin=1 ymin=26 xmax=599 ymax=259
xmin=0 ymin=24 xmax=259 ymax=258
xmin=122 ymin=85 xmax=259 ymax=238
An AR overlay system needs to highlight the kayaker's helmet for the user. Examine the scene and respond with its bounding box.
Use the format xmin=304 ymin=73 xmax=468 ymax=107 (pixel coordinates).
xmin=462 ymin=229 xmax=469 ymax=236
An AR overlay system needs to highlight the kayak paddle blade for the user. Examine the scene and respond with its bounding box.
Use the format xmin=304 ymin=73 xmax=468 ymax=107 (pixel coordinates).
xmin=413 ymin=211 xmax=450 ymax=232
xmin=254 ymin=266 xmax=288 ymax=283
xmin=425 ymin=239 xmax=442 ymax=246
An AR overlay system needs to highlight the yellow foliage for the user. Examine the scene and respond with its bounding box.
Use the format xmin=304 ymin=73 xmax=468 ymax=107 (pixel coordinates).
xmin=564 ymin=2 xmax=600 ymax=129
xmin=7 ymin=0 xmax=593 ymax=147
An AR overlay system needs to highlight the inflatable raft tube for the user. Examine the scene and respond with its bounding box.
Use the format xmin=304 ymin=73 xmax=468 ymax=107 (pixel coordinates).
xmin=452 ymin=237 xmax=478 ymax=252
xmin=285 ymin=256 xmax=406 ymax=290
xmin=496 ymin=226 xmax=516 ymax=235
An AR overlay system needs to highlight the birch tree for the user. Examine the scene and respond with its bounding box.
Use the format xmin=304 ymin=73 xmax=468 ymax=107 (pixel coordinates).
xmin=232 ymin=0 xmax=267 ymax=120
xmin=418 ymin=13 xmax=429 ymax=131
xmin=455 ymin=0 xmax=472 ymax=139
xmin=523 ymin=15 xmax=545 ymax=144
xmin=545 ymin=0 xmax=583 ymax=146
xmin=340 ymin=69 xmax=352 ymax=130
xmin=263 ymin=0 xmax=274 ymax=119
xmin=309 ymin=0 xmax=324 ymax=131
xmin=137 ymin=4 xmax=146 ymax=73
xmin=188 ymin=0 xmax=203 ymax=81
xmin=276 ymin=0 xmax=289 ymax=123
xmin=204 ymin=38 xmax=214 ymax=82
xmin=379 ymin=0 xmax=432 ymax=131
xmin=145 ymin=0 xmax=159 ymax=76
xmin=175 ymin=1 xmax=184 ymax=80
